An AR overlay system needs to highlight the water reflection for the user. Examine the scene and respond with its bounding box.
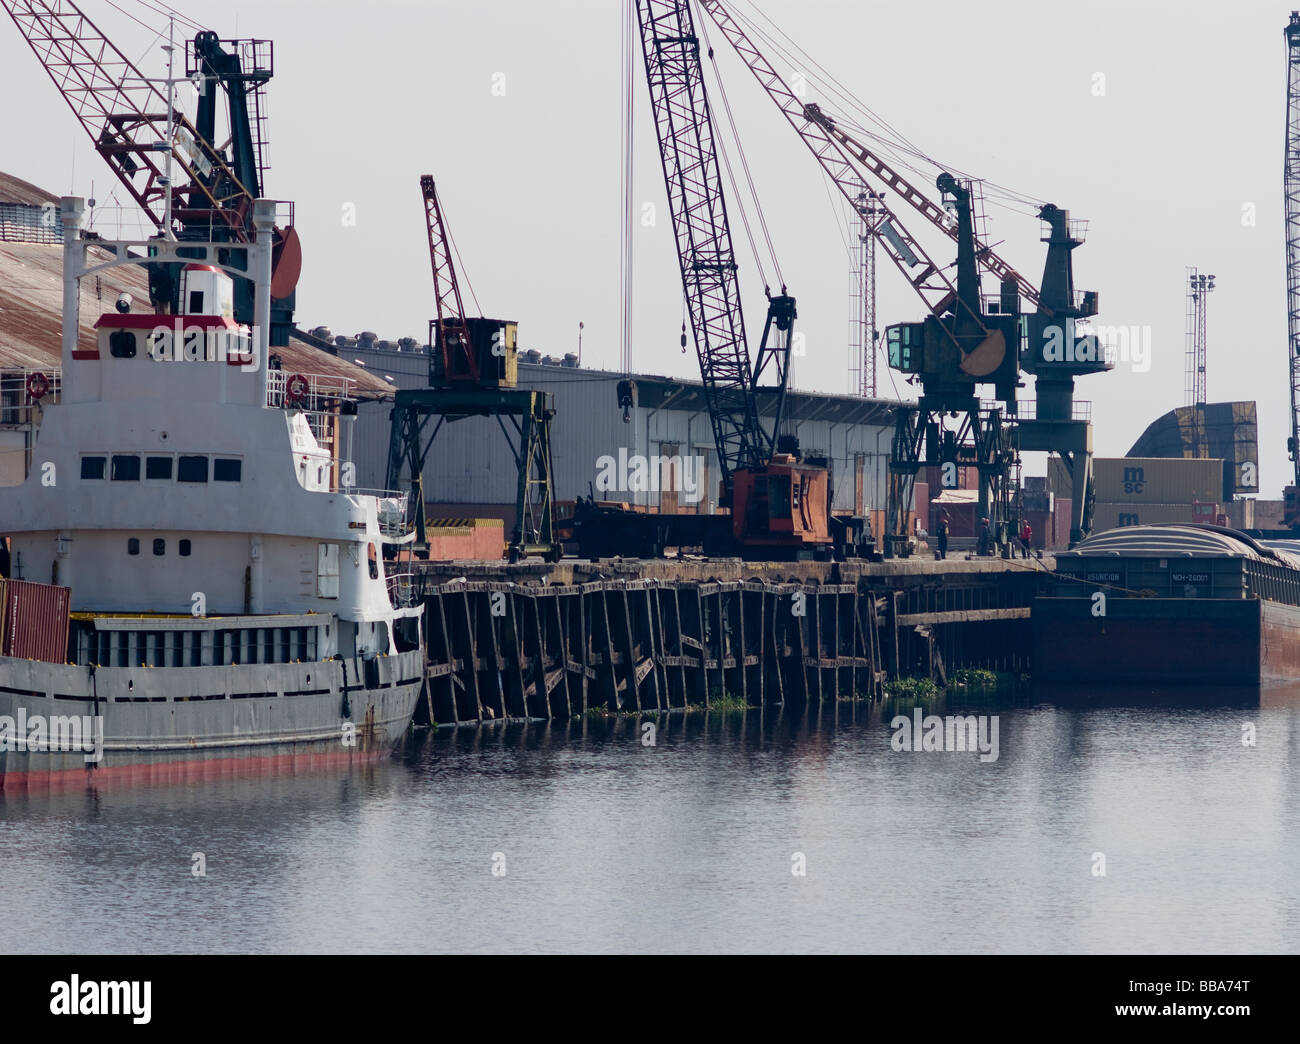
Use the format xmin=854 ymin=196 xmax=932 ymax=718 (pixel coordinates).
xmin=1 ymin=697 xmax=1296 ymax=954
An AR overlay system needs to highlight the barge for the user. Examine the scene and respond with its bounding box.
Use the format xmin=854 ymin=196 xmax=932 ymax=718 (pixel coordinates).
xmin=0 ymin=197 xmax=424 ymax=788
xmin=1032 ymin=523 xmax=1300 ymax=699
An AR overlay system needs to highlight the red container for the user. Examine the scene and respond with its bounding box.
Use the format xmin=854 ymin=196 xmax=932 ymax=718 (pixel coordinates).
xmin=1053 ymin=498 xmax=1073 ymax=548
xmin=3 ymin=578 xmax=71 ymax=663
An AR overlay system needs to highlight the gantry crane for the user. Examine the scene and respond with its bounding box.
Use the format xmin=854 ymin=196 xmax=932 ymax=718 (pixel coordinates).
xmin=387 ymin=177 xmax=561 ymax=562
xmin=697 ymin=0 xmax=1108 ymax=548
xmin=3 ymin=1 xmax=300 ymax=344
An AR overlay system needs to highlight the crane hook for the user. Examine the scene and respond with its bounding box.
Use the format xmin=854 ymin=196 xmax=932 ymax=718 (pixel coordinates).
xmin=680 ymin=321 xmax=688 ymax=353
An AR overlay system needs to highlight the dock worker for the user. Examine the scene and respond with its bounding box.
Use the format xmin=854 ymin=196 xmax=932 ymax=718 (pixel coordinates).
xmin=936 ymin=511 xmax=950 ymax=560
xmin=1019 ymin=518 xmax=1032 ymax=558
xmin=977 ymin=516 xmax=992 ymax=556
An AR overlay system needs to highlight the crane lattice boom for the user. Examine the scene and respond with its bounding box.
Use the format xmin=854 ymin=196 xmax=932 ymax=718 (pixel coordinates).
xmin=420 ymin=176 xmax=476 ymax=383
xmin=3 ymin=0 xmax=257 ymax=240
xmin=636 ymin=0 xmax=768 ymax=488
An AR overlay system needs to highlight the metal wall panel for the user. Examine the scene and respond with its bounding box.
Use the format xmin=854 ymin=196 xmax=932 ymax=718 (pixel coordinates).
xmin=346 ymin=349 xmax=897 ymax=518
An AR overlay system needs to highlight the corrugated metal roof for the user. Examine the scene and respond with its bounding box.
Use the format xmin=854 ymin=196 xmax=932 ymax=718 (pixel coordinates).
xmin=0 ymin=172 xmax=57 ymax=207
xmin=519 ymin=363 xmax=901 ymax=425
xmin=0 ymin=215 xmax=392 ymax=398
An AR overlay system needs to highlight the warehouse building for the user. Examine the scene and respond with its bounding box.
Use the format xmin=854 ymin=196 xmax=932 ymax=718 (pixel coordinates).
xmin=332 ymin=337 xmax=900 ymax=536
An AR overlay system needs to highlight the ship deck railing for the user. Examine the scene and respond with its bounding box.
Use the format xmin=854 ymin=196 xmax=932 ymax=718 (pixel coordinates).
xmin=386 ymin=572 xmax=417 ymax=608
xmin=339 ymin=487 xmax=412 ymax=539
xmin=267 ymin=370 xmax=357 ymax=454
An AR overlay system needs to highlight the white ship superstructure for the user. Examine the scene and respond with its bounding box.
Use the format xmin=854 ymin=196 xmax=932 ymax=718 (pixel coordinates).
xmin=0 ymin=197 xmax=424 ymax=787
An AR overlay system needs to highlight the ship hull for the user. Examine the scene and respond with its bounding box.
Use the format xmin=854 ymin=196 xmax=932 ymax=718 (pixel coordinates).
xmin=1031 ymin=595 xmax=1300 ymax=703
xmin=0 ymin=649 xmax=424 ymax=790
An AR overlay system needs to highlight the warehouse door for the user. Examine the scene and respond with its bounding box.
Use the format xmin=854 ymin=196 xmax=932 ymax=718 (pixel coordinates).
xmin=660 ymin=443 xmax=680 ymax=515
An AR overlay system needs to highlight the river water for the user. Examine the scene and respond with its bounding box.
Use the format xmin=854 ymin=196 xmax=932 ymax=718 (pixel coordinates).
xmin=2 ymin=695 xmax=1297 ymax=954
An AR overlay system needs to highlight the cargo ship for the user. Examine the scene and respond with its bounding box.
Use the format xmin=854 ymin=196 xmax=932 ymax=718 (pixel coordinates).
xmin=0 ymin=197 xmax=425 ymax=788
xmin=1032 ymin=522 xmax=1300 ymax=701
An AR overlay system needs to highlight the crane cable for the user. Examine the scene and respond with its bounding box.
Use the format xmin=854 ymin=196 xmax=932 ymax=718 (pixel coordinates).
xmin=698 ymin=14 xmax=782 ymax=292
xmin=722 ymin=0 xmax=1047 ymax=219
xmin=620 ymin=0 xmax=635 ymax=373
xmin=441 ymin=203 xmax=483 ymax=317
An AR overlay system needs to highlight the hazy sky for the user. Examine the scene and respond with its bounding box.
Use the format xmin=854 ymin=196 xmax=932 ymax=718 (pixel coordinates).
xmin=1 ymin=0 xmax=1291 ymax=492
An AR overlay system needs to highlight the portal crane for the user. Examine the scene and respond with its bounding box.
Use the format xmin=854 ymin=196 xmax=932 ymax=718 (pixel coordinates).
xmin=698 ymin=0 xmax=1107 ymax=548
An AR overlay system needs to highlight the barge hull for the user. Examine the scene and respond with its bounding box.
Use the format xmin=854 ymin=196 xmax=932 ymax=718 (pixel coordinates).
xmin=1031 ymin=595 xmax=1300 ymax=700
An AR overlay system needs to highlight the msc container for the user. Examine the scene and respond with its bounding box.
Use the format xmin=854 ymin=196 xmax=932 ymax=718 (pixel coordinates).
xmin=1091 ymin=501 xmax=1198 ymax=532
xmin=2 ymin=578 xmax=71 ymax=663
xmin=1091 ymin=457 xmax=1223 ymax=504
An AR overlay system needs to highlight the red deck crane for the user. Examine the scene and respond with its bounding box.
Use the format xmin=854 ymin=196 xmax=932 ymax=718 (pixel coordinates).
xmin=420 ymin=175 xmax=478 ymax=385
xmin=5 ymin=0 xmax=252 ymax=238
xmin=4 ymin=0 xmax=302 ymax=343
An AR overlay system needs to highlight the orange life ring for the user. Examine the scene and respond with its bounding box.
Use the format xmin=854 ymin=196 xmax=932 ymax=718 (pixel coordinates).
xmin=285 ymin=373 xmax=309 ymax=404
xmin=25 ymin=372 xmax=50 ymax=401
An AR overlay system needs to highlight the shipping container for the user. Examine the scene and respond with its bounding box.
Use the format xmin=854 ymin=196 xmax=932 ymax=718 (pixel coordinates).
xmin=1046 ymin=454 xmax=1090 ymax=499
xmin=1024 ymin=509 xmax=1051 ymax=550
xmin=1090 ymin=501 xmax=1198 ymax=532
xmin=923 ymin=464 xmax=978 ymax=492
xmin=1092 ymin=457 xmax=1223 ymax=504
xmin=1255 ymin=499 xmax=1286 ymax=529
xmin=913 ymin=480 xmax=930 ymax=530
xmin=1023 ymin=490 xmax=1052 ymax=513
xmin=1221 ymin=498 xmax=1252 ymax=530
xmin=2 ymin=578 xmax=71 ymax=663
xmin=1053 ymin=497 xmax=1073 ymax=547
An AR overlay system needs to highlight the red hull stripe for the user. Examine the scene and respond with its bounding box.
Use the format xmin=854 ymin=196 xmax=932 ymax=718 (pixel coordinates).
xmin=0 ymin=746 xmax=392 ymax=793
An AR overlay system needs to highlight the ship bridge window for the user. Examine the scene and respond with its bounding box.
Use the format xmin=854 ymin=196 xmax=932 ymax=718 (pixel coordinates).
xmin=178 ymin=455 xmax=209 ymax=483
xmin=127 ymin=538 xmax=140 ymax=556
xmin=109 ymin=331 xmax=137 ymax=359
xmin=146 ymin=456 xmax=173 ymax=480
xmin=111 ymin=455 xmax=141 ymax=481
xmin=188 ymin=290 xmax=205 ymax=314
xmin=214 ymin=458 xmax=242 ymax=482
xmin=81 ymin=456 xmax=106 ymax=480
xmin=179 ymin=539 xmax=192 ymax=557
xmin=153 ymin=538 xmax=165 ymax=556
xmin=368 ymin=542 xmax=379 ymax=580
